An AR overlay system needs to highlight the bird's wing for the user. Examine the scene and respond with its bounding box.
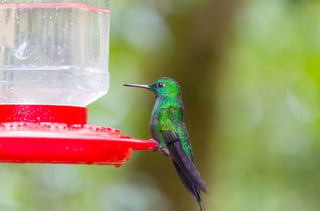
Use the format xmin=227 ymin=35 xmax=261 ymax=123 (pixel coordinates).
xmin=173 ymin=161 xmax=206 ymax=211
xmin=158 ymin=107 xmax=193 ymax=159
xmin=168 ymin=138 xmax=208 ymax=194
xmin=158 ymin=107 xmax=207 ymax=193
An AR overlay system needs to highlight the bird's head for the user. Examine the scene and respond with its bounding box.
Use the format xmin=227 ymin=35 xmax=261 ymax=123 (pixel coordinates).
xmin=124 ymin=77 xmax=181 ymax=97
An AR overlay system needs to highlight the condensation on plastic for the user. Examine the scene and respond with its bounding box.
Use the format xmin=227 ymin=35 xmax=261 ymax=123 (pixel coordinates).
xmin=0 ymin=1 xmax=110 ymax=106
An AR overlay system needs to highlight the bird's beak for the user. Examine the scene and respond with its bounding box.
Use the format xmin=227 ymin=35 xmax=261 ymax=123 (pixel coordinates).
xmin=123 ymin=83 xmax=151 ymax=90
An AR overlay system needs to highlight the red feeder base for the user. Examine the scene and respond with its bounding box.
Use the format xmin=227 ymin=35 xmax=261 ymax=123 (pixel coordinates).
xmin=0 ymin=105 xmax=157 ymax=166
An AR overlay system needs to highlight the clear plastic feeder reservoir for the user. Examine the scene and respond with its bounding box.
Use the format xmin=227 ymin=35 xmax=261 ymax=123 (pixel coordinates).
xmin=0 ymin=0 xmax=110 ymax=106
xmin=0 ymin=0 xmax=157 ymax=165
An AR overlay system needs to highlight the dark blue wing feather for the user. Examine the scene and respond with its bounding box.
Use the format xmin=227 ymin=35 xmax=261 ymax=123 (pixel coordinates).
xmin=173 ymin=161 xmax=206 ymax=211
xmin=167 ymin=139 xmax=208 ymax=193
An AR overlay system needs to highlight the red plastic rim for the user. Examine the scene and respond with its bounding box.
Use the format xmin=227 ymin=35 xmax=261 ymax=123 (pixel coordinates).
xmin=0 ymin=105 xmax=158 ymax=165
xmin=0 ymin=105 xmax=87 ymax=124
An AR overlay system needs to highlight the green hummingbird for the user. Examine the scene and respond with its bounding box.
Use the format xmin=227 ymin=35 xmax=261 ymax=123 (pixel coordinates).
xmin=124 ymin=77 xmax=208 ymax=211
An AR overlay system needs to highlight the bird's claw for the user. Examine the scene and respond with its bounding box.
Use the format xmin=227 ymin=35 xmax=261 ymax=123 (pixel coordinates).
xmin=156 ymin=143 xmax=171 ymax=157
xmin=149 ymin=138 xmax=171 ymax=157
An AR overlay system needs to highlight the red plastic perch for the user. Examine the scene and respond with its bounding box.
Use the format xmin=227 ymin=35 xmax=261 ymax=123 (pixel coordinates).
xmin=0 ymin=105 xmax=157 ymax=166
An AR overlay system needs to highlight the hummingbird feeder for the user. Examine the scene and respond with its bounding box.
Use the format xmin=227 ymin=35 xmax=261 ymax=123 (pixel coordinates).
xmin=0 ymin=0 xmax=156 ymax=166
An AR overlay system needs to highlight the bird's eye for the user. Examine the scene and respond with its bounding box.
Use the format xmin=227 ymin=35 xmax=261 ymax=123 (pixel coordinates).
xmin=158 ymin=82 xmax=165 ymax=88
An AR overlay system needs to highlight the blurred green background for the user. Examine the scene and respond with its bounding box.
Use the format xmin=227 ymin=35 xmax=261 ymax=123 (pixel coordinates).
xmin=2 ymin=0 xmax=320 ymax=210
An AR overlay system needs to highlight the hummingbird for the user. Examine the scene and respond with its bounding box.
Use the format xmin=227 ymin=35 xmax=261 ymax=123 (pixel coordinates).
xmin=124 ymin=77 xmax=208 ymax=211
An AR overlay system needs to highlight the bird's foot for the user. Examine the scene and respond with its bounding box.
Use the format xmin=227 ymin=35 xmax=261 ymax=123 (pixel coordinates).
xmin=157 ymin=143 xmax=171 ymax=157
xmin=149 ymin=138 xmax=171 ymax=157
xmin=159 ymin=147 xmax=171 ymax=157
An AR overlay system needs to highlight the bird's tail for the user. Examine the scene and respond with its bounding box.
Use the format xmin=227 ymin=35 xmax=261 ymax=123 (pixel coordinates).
xmin=173 ymin=161 xmax=206 ymax=211
xmin=168 ymin=140 xmax=208 ymax=211
xmin=198 ymin=198 xmax=206 ymax=211
xmin=168 ymin=141 xmax=208 ymax=193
